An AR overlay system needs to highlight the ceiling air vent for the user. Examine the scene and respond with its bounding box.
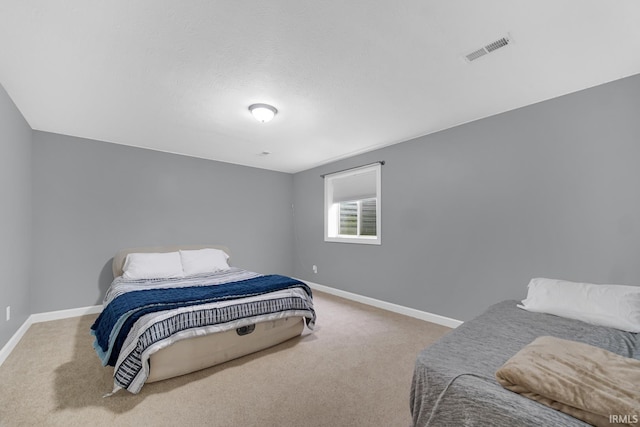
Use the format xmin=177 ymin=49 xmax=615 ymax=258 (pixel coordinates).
xmin=464 ymin=35 xmax=512 ymax=63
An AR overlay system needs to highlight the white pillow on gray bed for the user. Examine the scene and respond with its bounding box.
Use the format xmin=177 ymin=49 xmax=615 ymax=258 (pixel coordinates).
xmin=122 ymin=251 xmax=185 ymax=280
xmin=518 ymin=277 xmax=640 ymax=333
xmin=180 ymin=248 xmax=230 ymax=276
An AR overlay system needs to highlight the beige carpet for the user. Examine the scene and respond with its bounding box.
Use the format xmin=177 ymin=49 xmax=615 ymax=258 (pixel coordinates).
xmin=0 ymin=291 xmax=450 ymax=427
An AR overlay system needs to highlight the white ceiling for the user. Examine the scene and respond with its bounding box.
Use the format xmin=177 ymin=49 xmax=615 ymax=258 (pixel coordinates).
xmin=1 ymin=1 xmax=639 ymax=173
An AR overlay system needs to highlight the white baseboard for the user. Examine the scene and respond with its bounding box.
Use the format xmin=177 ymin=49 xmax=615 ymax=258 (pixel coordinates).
xmin=303 ymin=280 xmax=463 ymax=329
xmin=0 ymin=304 xmax=102 ymax=367
xmin=0 ymin=318 xmax=33 ymax=367
xmin=29 ymin=304 xmax=102 ymax=324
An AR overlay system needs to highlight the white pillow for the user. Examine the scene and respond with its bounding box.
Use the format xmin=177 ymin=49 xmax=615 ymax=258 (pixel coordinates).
xmin=518 ymin=277 xmax=640 ymax=333
xmin=122 ymin=251 xmax=184 ymax=280
xmin=180 ymin=248 xmax=230 ymax=276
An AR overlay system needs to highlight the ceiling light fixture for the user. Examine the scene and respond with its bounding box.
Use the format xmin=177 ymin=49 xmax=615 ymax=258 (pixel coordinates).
xmin=249 ymin=103 xmax=277 ymax=123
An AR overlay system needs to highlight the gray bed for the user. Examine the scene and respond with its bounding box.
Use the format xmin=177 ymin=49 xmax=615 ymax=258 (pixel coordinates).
xmin=410 ymin=300 xmax=640 ymax=426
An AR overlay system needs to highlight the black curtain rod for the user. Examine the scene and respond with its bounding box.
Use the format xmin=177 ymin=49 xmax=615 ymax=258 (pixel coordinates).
xmin=320 ymin=161 xmax=385 ymax=178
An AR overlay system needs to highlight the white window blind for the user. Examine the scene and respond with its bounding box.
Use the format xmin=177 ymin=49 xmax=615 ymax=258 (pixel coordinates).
xmin=331 ymin=168 xmax=377 ymax=202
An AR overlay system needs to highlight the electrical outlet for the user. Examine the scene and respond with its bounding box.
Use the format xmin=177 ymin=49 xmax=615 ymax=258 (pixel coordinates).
xmin=6 ymin=306 xmax=10 ymax=321
xmin=312 ymin=265 xmax=318 ymax=274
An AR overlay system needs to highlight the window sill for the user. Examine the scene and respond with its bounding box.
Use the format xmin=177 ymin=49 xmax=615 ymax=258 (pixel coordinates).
xmin=324 ymin=236 xmax=381 ymax=245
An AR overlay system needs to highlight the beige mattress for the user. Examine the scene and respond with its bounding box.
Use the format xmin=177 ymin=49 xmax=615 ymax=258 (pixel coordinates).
xmin=112 ymin=245 xmax=306 ymax=385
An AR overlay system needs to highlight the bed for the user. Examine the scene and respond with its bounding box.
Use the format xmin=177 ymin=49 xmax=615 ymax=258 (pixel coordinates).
xmin=410 ymin=300 xmax=640 ymax=426
xmin=91 ymin=245 xmax=315 ymax=394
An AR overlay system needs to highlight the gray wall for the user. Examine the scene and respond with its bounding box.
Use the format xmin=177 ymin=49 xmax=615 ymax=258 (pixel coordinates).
xmin=0 ymin=84 xmax=32 ymax=348
xmin=31 ymin=132 xmax=293 ymax=313
xmin=3 ymin=71 xmax=640 ymax=350
xmin=293 ymin=73 xmax=640 ymax=321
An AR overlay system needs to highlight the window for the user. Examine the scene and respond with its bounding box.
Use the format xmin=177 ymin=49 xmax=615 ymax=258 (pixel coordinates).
xmin=324 ymin=163 xmax=381 ymax=244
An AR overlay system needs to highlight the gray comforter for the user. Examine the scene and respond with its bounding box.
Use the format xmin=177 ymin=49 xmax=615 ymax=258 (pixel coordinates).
xmin=410 ymin=300 xmax=640 ymax=426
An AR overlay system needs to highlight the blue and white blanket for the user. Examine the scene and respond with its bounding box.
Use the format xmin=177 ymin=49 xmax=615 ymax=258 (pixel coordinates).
xmin=91 ymin=268 xmax=315 ymax=394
